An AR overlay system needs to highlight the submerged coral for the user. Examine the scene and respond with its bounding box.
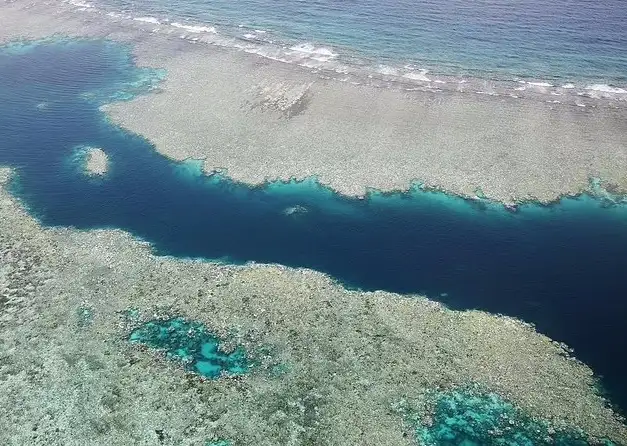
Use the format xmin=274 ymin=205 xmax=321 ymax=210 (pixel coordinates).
xmin=129 ymin=317 xmax=251 ymax=379
xmin=412 ymin=390 xmax=618 ymax=446
xmin=205 ymin=441 xmax=232 ymax=446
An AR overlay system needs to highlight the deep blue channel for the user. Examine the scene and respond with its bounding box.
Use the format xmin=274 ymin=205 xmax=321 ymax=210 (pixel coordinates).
xmin=1 ymin=40 xmax=626 ymax=413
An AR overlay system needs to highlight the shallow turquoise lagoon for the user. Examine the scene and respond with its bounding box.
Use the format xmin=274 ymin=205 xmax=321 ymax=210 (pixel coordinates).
xmin=1 ymin=40 xmax=626 ymax=413
xmin=406 ymin=390 xmax=617 ymax=446
xmin=129 ymin=318 xmax=251 ymax=378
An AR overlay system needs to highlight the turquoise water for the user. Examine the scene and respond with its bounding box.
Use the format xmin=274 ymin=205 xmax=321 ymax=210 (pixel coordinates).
xmin=101 ymin=0 xmax=627 ymax=85
xmin=1 ymin=40 xmax=627 ymax=415
xmin=129 ymin=317 xmax=251 ymax=378
xmin=402 ymin=390 xmax=617 ymax=446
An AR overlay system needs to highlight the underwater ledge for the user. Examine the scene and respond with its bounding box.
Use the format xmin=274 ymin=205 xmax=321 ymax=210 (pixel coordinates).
xmin=182 ymin=166 xmax=627 ymax=211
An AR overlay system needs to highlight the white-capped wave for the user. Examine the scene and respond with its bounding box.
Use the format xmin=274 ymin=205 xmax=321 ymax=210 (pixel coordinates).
xmin=171 ymin=22 xmax=217 ymax=34
xmin=561 ymin=83 xmax=575 ymax=89
xmin=69 ymin=0 xmax=93 ymax=7
xmin=134 ymin=16 xmax=161 ymax=25
xmin=376 ymin=65 xmax=399 ymax=76
xmin=526 ymin=81 xmax=553 ymax=87
xmin=244 ymin=46 xmax=290 ymax=63
xmin=288 ymin=43 xmax=338 ymax=62
xmin=403 ymin=69 xmax=430 ymax=82
xmin=585 ymin=84 xmax=627 ymax=94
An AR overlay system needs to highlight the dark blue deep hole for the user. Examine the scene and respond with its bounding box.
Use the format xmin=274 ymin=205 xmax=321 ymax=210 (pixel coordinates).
xmin=1 ymin=40 xmax=626 ymax=414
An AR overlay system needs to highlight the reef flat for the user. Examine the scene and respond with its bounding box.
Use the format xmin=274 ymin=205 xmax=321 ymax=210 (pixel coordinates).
xmin=1 ymin=0 xmax=627 ymax=204
xmin=0 ymin=167 xmax=625 ymax=444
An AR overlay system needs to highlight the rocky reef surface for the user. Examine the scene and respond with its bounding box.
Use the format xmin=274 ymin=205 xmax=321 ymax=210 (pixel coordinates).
xmin=0 ymin=167 xmax=625 ymax=445
xmin=81 ymin=146 xmax=109 ymax=176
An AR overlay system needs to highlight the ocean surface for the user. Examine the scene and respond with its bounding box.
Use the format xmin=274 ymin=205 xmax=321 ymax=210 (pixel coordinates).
xmin=97 ymin=0 xmax=627 ymax=87
xmin=1 ymin=41 xmax=627 ymax=416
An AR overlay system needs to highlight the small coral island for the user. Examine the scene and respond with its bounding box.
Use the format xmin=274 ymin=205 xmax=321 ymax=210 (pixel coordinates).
xmin=81 ymin=146 xmax=109 ymax=176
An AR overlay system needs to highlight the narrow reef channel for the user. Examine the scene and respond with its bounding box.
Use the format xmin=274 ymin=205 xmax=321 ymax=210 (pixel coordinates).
xmin=1 ymin=39 xmax=626 ymax=414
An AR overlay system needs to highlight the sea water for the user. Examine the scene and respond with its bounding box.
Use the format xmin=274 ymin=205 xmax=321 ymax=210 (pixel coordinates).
xmin=1 ymin=41 xmax=627 ymax=416
xmin=98 ymin=0 xmax=627 ymax=86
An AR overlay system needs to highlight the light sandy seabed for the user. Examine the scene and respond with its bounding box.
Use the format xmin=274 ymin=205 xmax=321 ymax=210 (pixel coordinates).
xmin=1 ymin=0 xmax=627 ymax=203
xmin=0 ymin=167 xmax=625 ymax=444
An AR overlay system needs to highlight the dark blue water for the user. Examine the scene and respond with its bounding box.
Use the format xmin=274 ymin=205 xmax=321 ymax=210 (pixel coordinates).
xmin=1 ymin=40 xmax=627 ymax=413
xmin=102 ymin=0 xmax=627 ymax=84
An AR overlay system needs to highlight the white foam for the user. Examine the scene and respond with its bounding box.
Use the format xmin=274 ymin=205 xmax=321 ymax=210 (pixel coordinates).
xmin=403 ymin=69 xmax=431 ymax=82
xmin=527 ymin=81 xmax=553 ymax=87
xmin=171 ymin=22 xmax=217 ymax=34
xmin=561 ymin=83 xmax=576 ymax=89
xmin=68 ymin=0 xmax=93 ymax=7
xmin=134 ymin=16 xmax=161 ymax=25
xmin=376 ymin=65 xmax=399 ymax=76
xmin=288 ymin=43 xmax=338 ymax=62
xmin=514 ymin=86 xmax=526 ymax=91
xmin=244 ymin=46 xmax=290 ymax=64
xmin=585 ymin=84 xmax=627 ymax=94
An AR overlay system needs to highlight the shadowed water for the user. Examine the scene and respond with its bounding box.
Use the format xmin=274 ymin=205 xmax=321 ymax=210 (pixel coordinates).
xmin=1 ymin=40 xmax=627 ymax=414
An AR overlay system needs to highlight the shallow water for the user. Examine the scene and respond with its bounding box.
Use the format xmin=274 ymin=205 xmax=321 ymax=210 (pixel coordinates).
xmin=100 ymin=0 xmax=627 ymax=85
xmin=1 ymin=40 xmax=627 ymax=413
xmin=405 ymin=390 xmax=616 ymax=445
xmin=129 ymin=317 xmax=251 ymax=378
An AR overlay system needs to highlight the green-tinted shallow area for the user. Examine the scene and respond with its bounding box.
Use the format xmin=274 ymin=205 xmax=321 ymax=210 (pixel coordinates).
xmin=205 ymin=441 xmax=232 ymax=446
xmin=410 ymin=390 xmax=618 ymax=446
xmin=129 ymin=318 xmax=251 ymax=379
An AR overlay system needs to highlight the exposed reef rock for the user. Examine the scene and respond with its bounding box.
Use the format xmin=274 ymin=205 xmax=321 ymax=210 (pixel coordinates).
xmin=81 ymin=146 xmax=109 ymax=176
